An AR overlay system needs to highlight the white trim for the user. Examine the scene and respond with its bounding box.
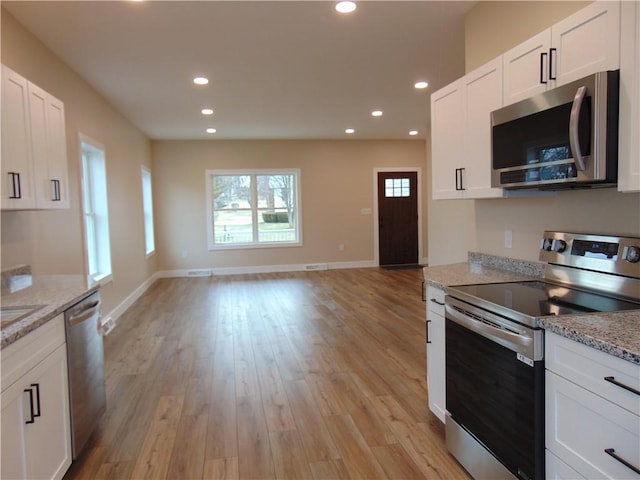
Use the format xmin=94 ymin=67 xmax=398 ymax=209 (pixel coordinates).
xmin=205 ymin=168 xmax=302 ymax=250
xmin=157 ymin=260 xmax=377 ymax=277
xmin=372 ymin=167 xmax=423 ymax=266
xmin=101 ymin=272 xmax=159 ymax=328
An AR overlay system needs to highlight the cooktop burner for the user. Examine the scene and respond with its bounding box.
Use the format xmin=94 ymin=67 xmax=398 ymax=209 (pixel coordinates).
xmin=451 ymin=281 xmax=640 ymax=319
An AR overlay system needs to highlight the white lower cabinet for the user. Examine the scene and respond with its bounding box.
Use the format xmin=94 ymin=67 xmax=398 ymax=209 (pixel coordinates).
xmin=1 ymin=316 xmax=72 ymax=480
xmin=545 ymin=332 xmax=640 ymax=480
xmin=426 ymin=285 xmax=446 ymax=422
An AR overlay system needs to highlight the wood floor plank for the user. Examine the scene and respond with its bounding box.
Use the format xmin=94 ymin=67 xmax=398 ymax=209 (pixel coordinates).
xmin=203 ymin=457 xmax=239 ymax=480
xmin=130 ymin=395 xmax=185 ymax=480
xmin=324 ymin=414 xmax=387 ymax=479
xmin=236 ymin=394 xmax=275 ymax=479
xmin=64 ymin=268 xmax=470 ymax=480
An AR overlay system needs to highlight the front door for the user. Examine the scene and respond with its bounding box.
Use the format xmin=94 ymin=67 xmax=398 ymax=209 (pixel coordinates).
xmin=377 ymin=171 xmax=418 ymax=266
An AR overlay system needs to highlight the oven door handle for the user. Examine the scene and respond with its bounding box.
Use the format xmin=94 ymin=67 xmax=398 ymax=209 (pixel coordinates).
xmin=445 ymin=302 xmax=534 ymax=355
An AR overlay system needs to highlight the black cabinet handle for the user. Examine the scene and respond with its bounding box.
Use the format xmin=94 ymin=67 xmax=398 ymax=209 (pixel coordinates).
xmin=421 ymin=281 xmax=426 ymax=302
xmin=426 ymin=319 xmax=431 ymax=343
xmin=455 ymin=168 xmax=465 ymax=191
xmin=32 ymin=383 xmax=41 ymax=418
xmin=23 ymin=383 xmax=41 ymax=425
xmin=51 ymin=179 xmax=61 ymax=201
xmin=25 ymin=387 xmax=35 ymax=424
xmin=548 ymin=48 xmax=557 ymax=80
xmin=604 ymin=376 xmax=640 ymax=396
xmin=430 ymin=298 xmax=445 ymax=306
xmin=9 ymin=172 xmax=21 ymax=199
xmin=605 ymin=448 xmax=640 ymax=475
xmin=540 ymin=52 xmax=548 ymax=84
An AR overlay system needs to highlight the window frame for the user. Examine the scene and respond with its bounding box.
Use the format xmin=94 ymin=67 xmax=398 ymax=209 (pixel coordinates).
xmin=206 ymin=168 xmax=302 ymax=250
xmin=79 ymin=134 xmax=112 ymax=284
xmin=141 ymin=166 xmax=155 ymax=257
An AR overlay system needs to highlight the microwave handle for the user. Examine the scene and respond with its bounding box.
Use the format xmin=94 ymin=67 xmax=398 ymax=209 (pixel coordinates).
xmin=569 ymin=85 xmax=587 ymax=171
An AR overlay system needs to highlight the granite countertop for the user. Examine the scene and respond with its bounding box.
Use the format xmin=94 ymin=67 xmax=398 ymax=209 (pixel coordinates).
xmin=1 ymin=268 xmax=99 ymax=349
xmin=424 ymin=253 xmax=640 ymax=365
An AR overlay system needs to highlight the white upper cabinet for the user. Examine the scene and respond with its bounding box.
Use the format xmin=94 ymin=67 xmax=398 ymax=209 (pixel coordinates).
xmin=503 ymin=30 xmax=552 ymax=106
xmin=431 ymin=57 xmax=504 ymax=200
xmin=618 ymin=1 xmax=640 ymax=193
xmin=1 ymin=64 xmax=69 ymax=210
xmin=461 ymin=57 xmax=504 ymax=199
xmin=503 ymin=1 xmax=621 ymax=106
xmin=431 ymin=79 xmax=464 ymax=199
xmin=1 ymin=65 xmax=36 ymax=209
xmin=29 ymin=83 xmax=70 ymax=209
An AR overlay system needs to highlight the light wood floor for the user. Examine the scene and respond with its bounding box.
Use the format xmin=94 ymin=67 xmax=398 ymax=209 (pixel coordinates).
xmin=64 ymin=268 xmax=470 ymax=480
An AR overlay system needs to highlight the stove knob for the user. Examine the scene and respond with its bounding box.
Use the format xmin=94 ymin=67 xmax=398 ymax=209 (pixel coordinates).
xmin=542 ymin=238 xmax=553 ymax=251
xmin=626 ymin=246 xmax=640 ymax=263
xmin=552 ymin=239 xmax=567 ymax=253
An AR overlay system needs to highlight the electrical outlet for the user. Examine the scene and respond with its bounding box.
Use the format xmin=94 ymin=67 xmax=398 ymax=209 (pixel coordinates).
xmin=505 ymin=229 xmax=513 ymax=249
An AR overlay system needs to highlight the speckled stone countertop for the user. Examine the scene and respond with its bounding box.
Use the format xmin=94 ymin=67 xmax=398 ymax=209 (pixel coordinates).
xmin=424 ymin=253 xmax=640 ymax=365
xmin=423 ymin=253 xmax=544 ymax=290
xmin=1 ymin=268 xmax=99 ymax=349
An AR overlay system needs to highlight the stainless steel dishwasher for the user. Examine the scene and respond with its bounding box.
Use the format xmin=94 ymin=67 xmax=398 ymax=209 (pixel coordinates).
xmin=64 ymin=290 xmax=106 ymax=459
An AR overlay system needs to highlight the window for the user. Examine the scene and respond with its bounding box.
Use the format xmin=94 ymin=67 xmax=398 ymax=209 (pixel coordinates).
xmin=80 ymin=137 xmax=112 ymax=282
xmin=206 ymin=169 xmax=301 ymax=249
xmin=141 ymin=166 xmax=155 ymax=256
xmin=385 ymin=177 xmax=410 ymax=197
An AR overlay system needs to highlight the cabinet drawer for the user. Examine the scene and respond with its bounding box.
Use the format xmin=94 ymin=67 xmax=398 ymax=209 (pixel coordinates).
xmin=546 ymin=332 xmax=640 ymax=415
xmin=546 ymin=371 xmax=640 ymax=479
xmin=426 ymin=286 xmax=445 ymax=315
xmin=546 ymin=449 xmax=586 ymax=480
xmin=1 ymin=315 xmax=65 ymax=391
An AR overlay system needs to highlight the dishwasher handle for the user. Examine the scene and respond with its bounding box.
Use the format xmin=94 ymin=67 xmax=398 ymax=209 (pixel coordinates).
xmin=67 ymin=300 xmax=101 ymax=326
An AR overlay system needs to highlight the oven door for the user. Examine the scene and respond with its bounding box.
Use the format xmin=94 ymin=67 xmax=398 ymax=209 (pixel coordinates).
xmin=445 ymin=297 xmax=544 ymax=480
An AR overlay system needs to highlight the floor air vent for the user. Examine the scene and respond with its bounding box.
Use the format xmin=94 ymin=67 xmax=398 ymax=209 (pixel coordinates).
xmin=304 ymin=263 xmax=328 ymax=271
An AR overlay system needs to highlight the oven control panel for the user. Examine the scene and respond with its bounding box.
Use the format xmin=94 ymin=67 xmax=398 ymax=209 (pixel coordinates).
xmin=540 ymin=231 xmax=640 ymax=278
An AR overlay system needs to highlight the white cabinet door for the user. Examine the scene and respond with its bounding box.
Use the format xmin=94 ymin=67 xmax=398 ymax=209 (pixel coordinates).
xmin=503 ymin=30 xmax=552 ymax=106
xmin=546 ymin=371 xmax=640 ymax=480
xmin=426 ymin=286 xmax=446 ymax=423
xmin=30 ymin=82 xmax=69 ymax=209
xmin=503 ymin=2 xmax=621 ymax=106
xmin=431 ymin=80 xmax=464 ymax=200
xmin=551 ymin=1 xmax=621 ymax=87
xmin=1 ymin=379 xmax=29 ymax=479
xmin=462 ymin=57 xmax=504 ymax=199
xmin=23 ymin=345 xmax=72 ymax=480
xmin=44 ymin=95 xmax=69 ymax=208
xmin=1 ymin=65 xmax=36 ymax=210
xmin=618 ymin=0 xmax=640 ymax=192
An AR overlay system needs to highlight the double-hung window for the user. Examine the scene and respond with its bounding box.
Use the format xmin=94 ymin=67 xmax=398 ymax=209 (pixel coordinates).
xmin=80 ymin=136 xmax=112 ymax=283
xmin=206 ymin=169 xmax=301 ymax=249
xmin=141 ymin=166 xmax=155 ymax=256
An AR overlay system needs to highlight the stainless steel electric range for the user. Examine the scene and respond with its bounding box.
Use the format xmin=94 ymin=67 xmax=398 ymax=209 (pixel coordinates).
xmin=444 ymin=231 xmax=640 ymax=480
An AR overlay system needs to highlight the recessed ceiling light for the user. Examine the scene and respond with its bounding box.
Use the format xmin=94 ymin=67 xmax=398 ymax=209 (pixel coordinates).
xmin=414 ymin=81 xmax=429 ymax=89
xmin=206 ymin=128 xmax=217 ymax=134
xmin=371 ymin=110 xmax=383 ymax=117
xmin=345 ymin=128 xmax=355 ymax=134
xmin=193 ymin=76 xmax=209 ymax=86
xmin=201 ymin=108 xmax=214 ymax=115
xmin=409 ymin=130 xmax=419 ymax=136
xmin=335 ymin=1 xmax=357 ymax=13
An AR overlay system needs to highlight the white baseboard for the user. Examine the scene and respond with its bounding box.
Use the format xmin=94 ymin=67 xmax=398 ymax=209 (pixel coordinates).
xmin=102 ymin=272 xmax=159 ymax=328
xmin=157 ymin=259 xmax=378 ymax=277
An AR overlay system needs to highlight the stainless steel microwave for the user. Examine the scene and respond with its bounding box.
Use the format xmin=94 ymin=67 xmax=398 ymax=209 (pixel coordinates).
xmin=491 ymin=70 xmax=619 ymax=190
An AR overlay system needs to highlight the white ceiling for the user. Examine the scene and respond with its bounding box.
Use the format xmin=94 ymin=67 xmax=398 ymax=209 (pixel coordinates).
xmin=2 ymin=1 xmax=473 ymax=140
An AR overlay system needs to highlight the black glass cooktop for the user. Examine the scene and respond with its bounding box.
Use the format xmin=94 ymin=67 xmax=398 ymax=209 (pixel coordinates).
xmin=449 ymin=281 xmax=640 ymax=319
